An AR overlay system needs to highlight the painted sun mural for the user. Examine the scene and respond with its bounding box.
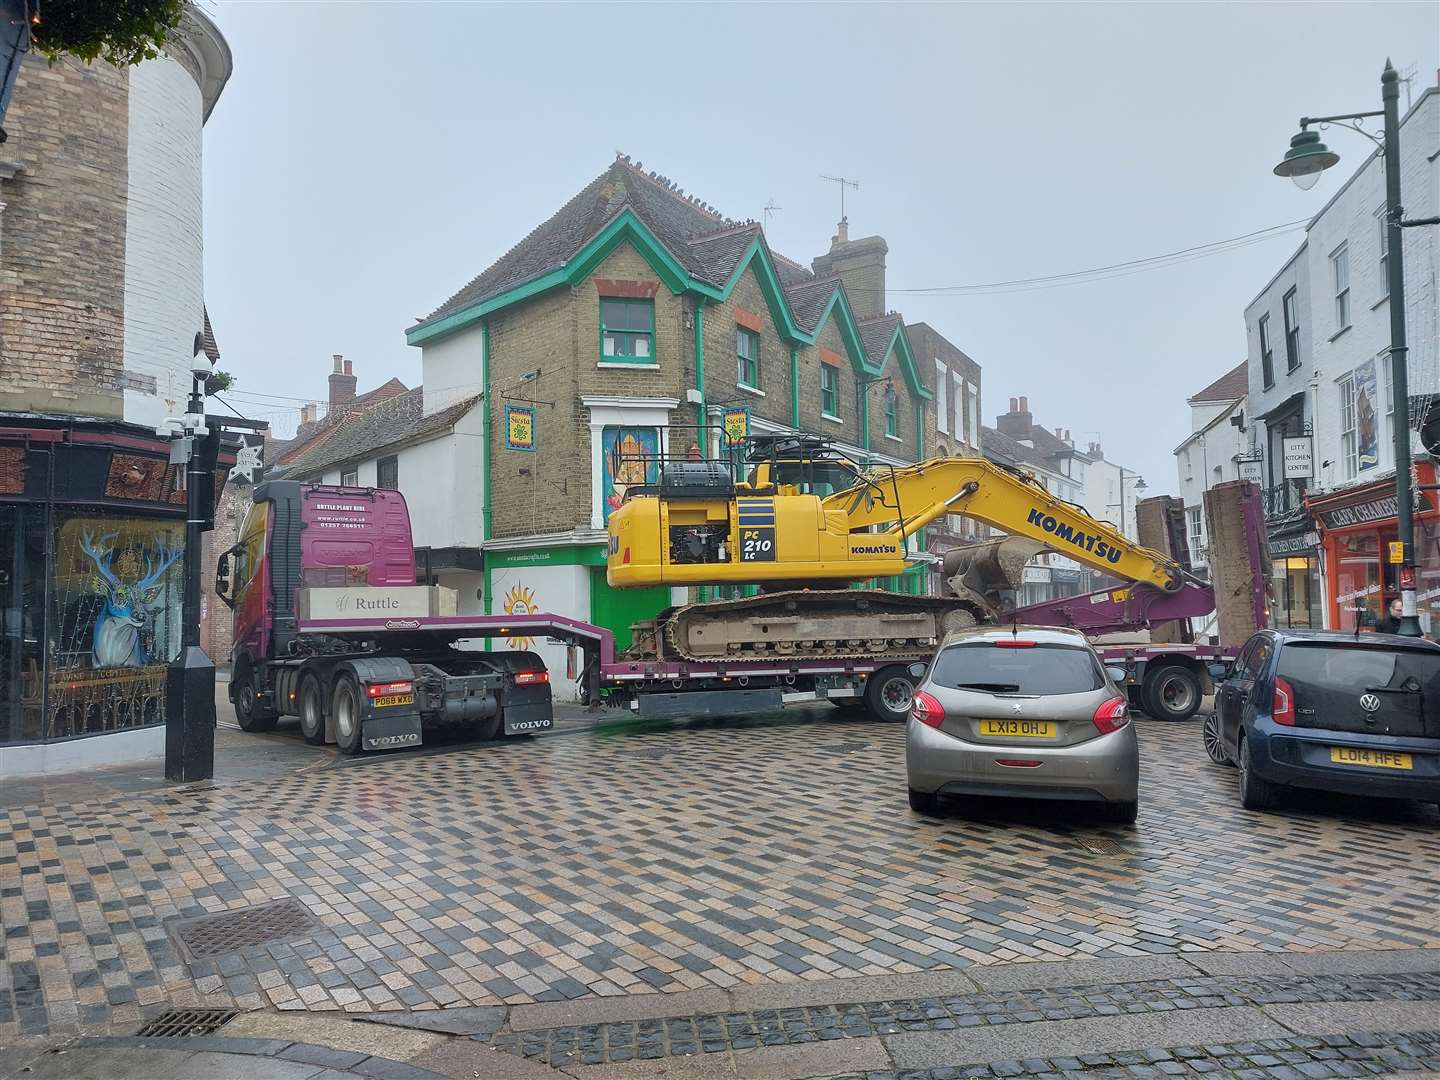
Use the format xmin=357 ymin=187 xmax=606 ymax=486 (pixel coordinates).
xmin=502 ymin=583 xmax=537 ymax=650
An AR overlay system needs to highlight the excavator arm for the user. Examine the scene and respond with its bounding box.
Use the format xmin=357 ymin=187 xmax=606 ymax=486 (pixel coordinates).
xmin=825 ymin=457 xmax=1185 ymax=595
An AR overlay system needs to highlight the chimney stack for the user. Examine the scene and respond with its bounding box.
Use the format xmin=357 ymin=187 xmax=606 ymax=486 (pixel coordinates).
xmin=811 ymin=226 xmax=887 ymax=320
xmin=329 ymin=354 xmax=357 ymax=412
xmin=997 ymin=395 xmax=1033 ymax=439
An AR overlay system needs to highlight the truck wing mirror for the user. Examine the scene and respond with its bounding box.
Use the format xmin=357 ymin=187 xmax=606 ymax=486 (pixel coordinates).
xmin=214 ymin=552 xmax=234 ymax=609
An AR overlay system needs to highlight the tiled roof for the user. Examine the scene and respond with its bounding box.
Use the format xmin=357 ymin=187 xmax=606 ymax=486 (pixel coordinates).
xmin=284 ymin=387 xmax=481 ymax=478
xmin=686 ymin=224 xmax=761 ymax=286
xmin=785 ymin=277 xmax=842 ymax=332
xmin=980 ymin=425 xmax=1056 ymax=476
xmin=858 ymin=314 xmax=903 ymax=365
xmin=273 ymin=377 xmax=412 ymax=468
xmin=1189 ymin=361 xmax=1248 ymax=404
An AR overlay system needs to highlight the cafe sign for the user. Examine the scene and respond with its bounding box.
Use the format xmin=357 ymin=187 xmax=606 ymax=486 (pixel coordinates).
xmin=1317 ymin=491 xmax=1431 ymax=530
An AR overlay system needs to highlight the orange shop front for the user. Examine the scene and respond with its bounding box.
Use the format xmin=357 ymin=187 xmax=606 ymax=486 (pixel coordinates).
xmin=1310 ymin=461 xmax=1439 ymax=634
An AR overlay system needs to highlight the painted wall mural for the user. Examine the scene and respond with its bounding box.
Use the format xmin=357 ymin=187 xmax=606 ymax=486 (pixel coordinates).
xmin=501 ymin=582 xmax=537 ymax=650
xmin=601 ymin=426 xmax=659 ymax=524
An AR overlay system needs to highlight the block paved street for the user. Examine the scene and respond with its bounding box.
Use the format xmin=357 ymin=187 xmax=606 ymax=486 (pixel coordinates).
xmin=2 ymin=704 xmax=1438 ymax=1076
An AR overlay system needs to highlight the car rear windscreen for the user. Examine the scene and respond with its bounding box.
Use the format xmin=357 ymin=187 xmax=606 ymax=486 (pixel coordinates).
xmin=930 ymin=643 xmax=1103 ymax=695
xmin=1276 ymin=642 xmax=1440 ymax=736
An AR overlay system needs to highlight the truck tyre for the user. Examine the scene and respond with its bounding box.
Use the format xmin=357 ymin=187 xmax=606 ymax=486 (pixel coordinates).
xmin=233 ymin=667 xmax=278 ymax=733
xmin=331 ymin=673 xmax=365 ymax=756
xmin=865 ymin=666 xmax=916 ymax=723
xmin=1142 ymin=664 xmax=1201 ymax=722
xmin=1238 ymin=735 xmax=1280 ymax=811
xmin=473 ymin=710 xmax=502 ymax=742
xmin=298 ymin=673 xmax=326 ymax=746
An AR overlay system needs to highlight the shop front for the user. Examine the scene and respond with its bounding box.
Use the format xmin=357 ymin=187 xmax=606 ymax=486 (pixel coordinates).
xmin=1309 ymin=462 xmax=1439 ymax=635
xmin=1267 ymin=524 xmax=1324 ymax=629
xmin=0 ymin=418 xmax=233 ymax=775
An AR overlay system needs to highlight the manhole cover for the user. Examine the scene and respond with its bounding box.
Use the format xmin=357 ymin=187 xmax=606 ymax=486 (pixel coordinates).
xmin=169 ymin=897 xmax=319 ymax=961
xmin=1074 ymin=836 xmax=1128 ymax=855
xmin=819 ymin=740 xmax=869 ymax=755
xmin=136 ymin=1008 xmax=239 ymax=1038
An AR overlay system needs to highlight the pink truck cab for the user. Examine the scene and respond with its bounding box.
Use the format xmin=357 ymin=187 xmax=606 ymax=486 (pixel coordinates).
xmin=216 ymin=481 xmax=552 ymax=754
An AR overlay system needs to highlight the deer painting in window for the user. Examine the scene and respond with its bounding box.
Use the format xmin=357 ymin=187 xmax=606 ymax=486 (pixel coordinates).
xmin=79 ymin=529 xmax=182 ymax=668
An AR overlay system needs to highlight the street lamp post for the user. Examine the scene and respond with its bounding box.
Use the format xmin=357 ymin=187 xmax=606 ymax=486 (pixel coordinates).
xmin=1273 ymin=60 xmax=1433 ymax=636
xmin=1116 ymin=467 xmax=1146 ymax=539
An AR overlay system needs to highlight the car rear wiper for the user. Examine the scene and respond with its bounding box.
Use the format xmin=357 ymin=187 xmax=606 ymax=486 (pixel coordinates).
xmin=1364 ymin=680 xmax=1423 ymax=694
xmin=952 ymin=682 xmax=1022 ymax=692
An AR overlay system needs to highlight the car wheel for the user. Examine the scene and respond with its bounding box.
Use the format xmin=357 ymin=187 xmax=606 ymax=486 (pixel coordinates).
xmin=233 ymin=667 xmax=278 ymax=733
xmin=1143 ymin=664 xmax=1201 ymax=721
xmin=297 ymin=674 xmax=326 ymax=746
xmin=1202 ymin=713 xmax=1231 ymax=766
xmin=1101 ymin=800 xmax=1138 ymax=825
xmin=1238 ymin=735 xmax=1280 ymax=811
xmin=908 ymin=787 xmax=940 ymax=815
xmin=331 ymin=673 xmax=364 ymax=756
xmin=866 ymin=666 xmax=916 ymax=723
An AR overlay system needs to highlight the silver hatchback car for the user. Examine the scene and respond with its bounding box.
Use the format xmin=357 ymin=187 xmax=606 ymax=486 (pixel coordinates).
xmin=906 ymin=626 xmax=1139 ymax=823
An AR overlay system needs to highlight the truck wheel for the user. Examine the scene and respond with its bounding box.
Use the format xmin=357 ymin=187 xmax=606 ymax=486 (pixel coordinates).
xmin=1142 ymin=664 xmax=1201 ymax=721
xmin=298 ymin=674 xmax=327 ymax=746
xmin=865 ymin=666 xmax=916 ymax=723
xmin=233 ymin=668 xmax=278 ymax=733
xmin=473 ymin=710 xmax=502 ymax=741
xmin=331 ymin=673 xmax=365 ymax=756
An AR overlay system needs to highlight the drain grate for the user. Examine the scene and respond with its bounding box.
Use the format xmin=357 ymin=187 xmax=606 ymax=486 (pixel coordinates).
xmin=169 ymin=897 xmax=320 ymax=962
xmin=135 ymin=1008 xmax=239 ymax=1038
xmin=1074 ymin=836 xmax=1128 ymax=855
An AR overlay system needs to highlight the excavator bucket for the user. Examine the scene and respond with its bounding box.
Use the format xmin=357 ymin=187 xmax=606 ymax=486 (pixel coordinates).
xmin=942 ymin=536 xmax=1050 ymax=619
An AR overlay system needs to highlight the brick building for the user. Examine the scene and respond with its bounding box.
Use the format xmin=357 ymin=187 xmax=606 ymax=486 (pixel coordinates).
xmin=0 ymin=11 xmax=233 ymax=776
xmin=285 ymin=157 xmax=996 ymax=697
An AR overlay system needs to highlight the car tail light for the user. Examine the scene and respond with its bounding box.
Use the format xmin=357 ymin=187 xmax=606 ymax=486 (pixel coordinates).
xmin=993 ymin=639 xmax=1037 ymax=649
xmin=368 ymin=680 xmax=413 ymax=697
xmin=912 ymin=690 xmax=945 ymax=729
xmin=1272 ymin=676 xmax=1295 ymax=726
xmin=514 ymin=671 xmax=549 ymax=685
xmin=1092 ymin=695 xmax=1130 ymax=735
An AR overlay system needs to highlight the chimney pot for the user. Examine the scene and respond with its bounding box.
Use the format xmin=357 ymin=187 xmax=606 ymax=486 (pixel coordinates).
xmin=328 ymin=354 xmax=358 ymax=411
xmin=343 ymin=359 xmax=353 ymax=376
xmin=1009 ymin=397 xmax=1018 ymax=412
xmin=333 ymin=354 xmax=344 ymax=373
xmin=1019 ymin=396 xmax=1028 ymax=412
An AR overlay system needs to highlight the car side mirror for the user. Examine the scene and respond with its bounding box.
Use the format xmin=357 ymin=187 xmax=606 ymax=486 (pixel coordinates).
xmin=907 ymin=662 xmax=927 ymax=680
xmin=1105 ymin=665 xmax=1128 ymax=684
xmin=1207 ymin=662 xmax=1230 ymax=680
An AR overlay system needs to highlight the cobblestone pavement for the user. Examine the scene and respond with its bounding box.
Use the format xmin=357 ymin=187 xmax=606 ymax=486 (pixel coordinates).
xmin=2 ymin=711 xmax=1438 ymax=1042
xmin=484 ymin=973 xmax=1440 ymax=1067
xmin=826 ymin=1030 xmax=1440 ymax=1080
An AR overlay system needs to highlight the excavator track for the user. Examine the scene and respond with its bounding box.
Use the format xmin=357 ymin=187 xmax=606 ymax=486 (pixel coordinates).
xmin=634 ymin=589 xmax=991 ymax=663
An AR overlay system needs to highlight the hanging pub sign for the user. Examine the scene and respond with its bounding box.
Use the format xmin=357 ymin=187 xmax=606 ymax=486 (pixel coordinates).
xmin=505 ymin=404 xmax=536 ymax=452
xmin=722 ymin=407 xmax=750 ymax=448
xmin=228 ymin=433 xmax=265 ymax=485
xmin=1282 ymin=436 xmax=1313 ymax=479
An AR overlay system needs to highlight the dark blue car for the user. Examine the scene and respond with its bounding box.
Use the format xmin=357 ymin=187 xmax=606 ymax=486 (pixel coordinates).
xmin=1210 ymin=629 xmax=1440 ymax=811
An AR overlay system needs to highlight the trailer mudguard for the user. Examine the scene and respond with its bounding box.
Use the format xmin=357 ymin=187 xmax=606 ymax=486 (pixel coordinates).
xmin=342 ymin=656 xmax=422 ymax=751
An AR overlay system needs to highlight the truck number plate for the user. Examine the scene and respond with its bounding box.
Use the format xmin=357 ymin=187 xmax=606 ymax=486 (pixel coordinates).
xmin=373 ymin=694 xmax=415 ymax=708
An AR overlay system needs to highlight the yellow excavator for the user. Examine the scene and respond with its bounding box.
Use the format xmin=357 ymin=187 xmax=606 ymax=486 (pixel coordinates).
xmin=606 ymin=434 xmax=1187 ymax=662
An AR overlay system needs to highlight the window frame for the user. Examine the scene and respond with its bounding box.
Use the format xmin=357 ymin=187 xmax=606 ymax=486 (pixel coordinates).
xmin=1376 ymin=206 xmax=1389 ymax=300
xmin=1339 ymin=371 xmax=1358 ymax=480
xmin=1331 ymin=243 xmax=1351 ymax=331
xmin=736 ymin=325 xmax=760 ymax=390
xmin=599 ymin=297 xmax=656 ymax=365
xmin=934 ymin=358 xmax=947 ymax=435
xmin=340 ymin=467 xmax=359 ymax=487
xmin=376 ymin=455 xmax=398 ymax=490
xmin=1282 ymin=287 xmax=1300 ymax=372
xmin=883 ymin=382 xmax=898 ymax=438
xmin=819 ymin=362 xmax=840 ymax=419
xmin=1259 ymin=312 xmax=1275 ymax=389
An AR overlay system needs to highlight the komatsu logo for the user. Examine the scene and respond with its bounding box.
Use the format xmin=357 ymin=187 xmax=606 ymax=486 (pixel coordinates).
xmin=1026 ymin=508 xmax=1124 ymax=565
xmin=852 ymin=544 xmax=898 ymax=555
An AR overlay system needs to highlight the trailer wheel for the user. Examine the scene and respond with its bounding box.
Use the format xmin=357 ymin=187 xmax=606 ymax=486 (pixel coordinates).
xmin=866 ymin=666 xmax=916 ymax=723
xmin=331 ymin=673 xmax=364 ymax=755
xmin=1142 ymin=664 xmax=1201 ymax=721
xmin=298 ymin=673 xmax=326 ymax=746
xmin=233 ymin=666 xmax=278 ymax=733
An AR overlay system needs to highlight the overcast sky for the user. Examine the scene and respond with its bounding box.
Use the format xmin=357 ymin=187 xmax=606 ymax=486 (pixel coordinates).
xmin=202 ymin=1 xmax=1438 ymax=493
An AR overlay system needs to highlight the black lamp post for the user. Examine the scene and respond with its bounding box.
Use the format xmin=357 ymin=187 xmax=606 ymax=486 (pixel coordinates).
xmin=163 ymin=359 xmax=217 ymax=781
xmin=1273 ymin=60 xmax=1435 ymax=636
